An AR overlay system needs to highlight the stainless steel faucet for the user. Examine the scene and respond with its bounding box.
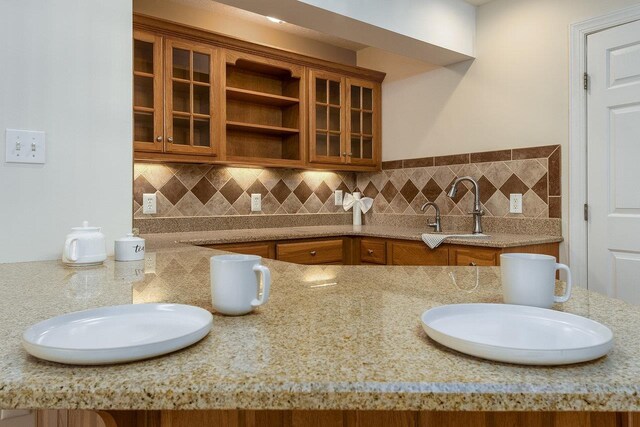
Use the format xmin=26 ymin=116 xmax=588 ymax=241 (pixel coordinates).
xmin=447 ymin=176 xmax=484 ymax=234
xmin=420 ymin=202 xmax=442 ymax=232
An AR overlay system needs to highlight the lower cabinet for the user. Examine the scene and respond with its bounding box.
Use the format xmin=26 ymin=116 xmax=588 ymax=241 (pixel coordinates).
xmin=387 ymin=240 xmax=449 ymax=266
xmin=448 ymin=246 xmax=499 ymax=266
xmin=276 ymin=239 xmax=344 ymax=265
xmin=203 ymin=242 xmax=276 ymax=259
xmin=203 ymin=237 xmax=559 ymax=267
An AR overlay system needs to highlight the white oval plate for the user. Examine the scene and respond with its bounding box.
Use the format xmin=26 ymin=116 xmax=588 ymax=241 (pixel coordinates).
xmin=23 ymin=303 xmax=213 ymax=365
xmin=421 ymin=303 xmax=613 ymax=365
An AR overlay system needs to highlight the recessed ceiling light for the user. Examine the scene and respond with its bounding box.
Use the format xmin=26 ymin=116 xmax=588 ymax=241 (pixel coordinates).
xmin=266 ymin=16 xmax=285 ymax=24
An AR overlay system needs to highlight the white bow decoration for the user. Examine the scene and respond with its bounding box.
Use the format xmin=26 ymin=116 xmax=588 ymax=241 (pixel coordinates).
xmin=343 ymin=192 xmax=373 ymax=226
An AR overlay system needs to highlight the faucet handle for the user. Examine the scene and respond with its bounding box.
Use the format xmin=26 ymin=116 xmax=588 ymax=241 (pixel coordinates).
xmin=467 ymin=209 xmax=484 ymax=216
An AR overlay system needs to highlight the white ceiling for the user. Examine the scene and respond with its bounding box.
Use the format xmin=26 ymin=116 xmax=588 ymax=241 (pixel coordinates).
xmin=172 ymin=0 xmax=367 ymax=50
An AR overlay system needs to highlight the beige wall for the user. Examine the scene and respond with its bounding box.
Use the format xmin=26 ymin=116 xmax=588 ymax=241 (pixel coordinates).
xmin=358 ymin=0 xmax=640 ymax=243
xmin=133 ymin=0 xmax=357 ymax=65
xmin=0 ymin=0 xmax=132 ymax=263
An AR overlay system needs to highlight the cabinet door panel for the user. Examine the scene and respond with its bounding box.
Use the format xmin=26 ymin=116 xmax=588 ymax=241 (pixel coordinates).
xmin=165 ymin=38 xmax=220 ymax=157
xmin=449 ymin=247 xmax=499 ymax=266
xmin=309 ymin=70 xmax=346 ymax=165
xmin=277 ymin=239 xmax=343 ymax=264
xmin=360 ymin=239 xmax=386 ymax=264
xmin=205 ymin=242 xmax=275 ymax=259
xmin=389 ymin=241 xmax=449 ymax=266
xmin=133 ymin=31 xmax=163 ymax=153
xmin=346 ymin=78 xmax=380 ymax=166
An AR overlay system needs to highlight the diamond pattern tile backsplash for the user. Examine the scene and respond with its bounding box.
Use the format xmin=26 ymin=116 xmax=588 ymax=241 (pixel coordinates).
xmin=133 ymin=144 xmax=561 ymax=219
xmin=133 ymin=164 xmax=356 ymax=218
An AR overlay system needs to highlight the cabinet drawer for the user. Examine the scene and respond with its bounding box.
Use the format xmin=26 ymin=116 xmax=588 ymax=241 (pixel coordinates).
xmin=389 ymin=241 xmax=448 ymax=266
xmin=449 ymin=247 xmax=498 ymax=266
xmin=360 ymin=239 xmax=386 ymax=264
xmin=277 ymin=239 xmax=343 ymax=264
xmin=204 ymin=242 xmax=275 ymax=259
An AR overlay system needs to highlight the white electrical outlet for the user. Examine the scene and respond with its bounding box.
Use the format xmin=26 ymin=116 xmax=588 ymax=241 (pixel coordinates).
xmin=510 ymin=193 xmax=523 ymax=214
xmin=334 ymin=190 xmax=343 ymax=206
xmin=143 ymin=193 xmax=157 ymax=214
xmin=251 ymin=193 xmax=262 ymax=212
xmin=5 ymin=129 xmax=46 ymax=164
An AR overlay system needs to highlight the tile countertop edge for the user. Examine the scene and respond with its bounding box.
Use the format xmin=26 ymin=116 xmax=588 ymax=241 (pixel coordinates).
xmin=142 ymin=225 xmax=563 ymax=249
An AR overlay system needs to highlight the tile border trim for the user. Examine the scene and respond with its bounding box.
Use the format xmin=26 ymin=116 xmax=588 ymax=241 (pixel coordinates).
xmin=382 ymin=144 xmax=561 ymax=169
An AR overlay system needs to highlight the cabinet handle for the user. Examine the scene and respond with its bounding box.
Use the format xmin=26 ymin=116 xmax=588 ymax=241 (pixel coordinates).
xmin=367 ymin=249 xmax=374 ymax=255
xmin=348 ymin=153 xmax=353 ymax=156
xmin=469 ymin=262 xmax=477 ymax=266
xmin=310 ymin=250 xmax=317 ymax=256
xmin=156 ymin=136 xmax=163 ymax=142
xmin=167 ymin=136 xmax=173 ymax=143
xmin=342 ymin=152 xmax=347 ymax=157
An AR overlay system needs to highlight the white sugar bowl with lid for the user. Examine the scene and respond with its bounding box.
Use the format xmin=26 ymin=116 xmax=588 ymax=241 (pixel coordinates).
xmin=62 ymin=221 xmax=107 ymax=266
xmin=114 ymin=233 xmax=145 ymax=262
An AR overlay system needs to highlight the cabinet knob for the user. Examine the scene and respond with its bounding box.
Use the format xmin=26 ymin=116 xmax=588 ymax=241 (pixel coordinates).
xmin=156 ymin=136 xmax=163 ymax=142
xmin=348 ymin=153 xmax=353 ymax=156
xmin=167 ymin=136 xmax=173 ymax=143
xmin=367 ymin=249 xmax=374 ymax=255
xmin=342 ymin=152 xmax=347 ymax=157
xmin=469 ymin=262 xmax=477 ymax=266
xmin=310 ymin=250 xmax=317 ymax=256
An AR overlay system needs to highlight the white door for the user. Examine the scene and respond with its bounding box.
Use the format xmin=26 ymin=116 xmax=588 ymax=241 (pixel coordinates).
xmin=587 ymin=19 xmax=640 ymax=303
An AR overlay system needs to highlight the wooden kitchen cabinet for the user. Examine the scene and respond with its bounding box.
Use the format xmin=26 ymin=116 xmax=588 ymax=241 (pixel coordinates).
xmin=346 ymin=78 xmax=380 ymax=167
xmin=203 ymin=242 xmax=275 ymax=259
xmin=448 ymin=246 xmax=499 ymax=266
xmin=276 ymin=239 xmax=344 ymax=265
xmin=164 ymin=38 xmax=220 ymax=157
xmin=223 ymin=50 xmax=305 ymax=167
xmin=133 ymin=30 xmax=163 ymax=153
xmin=359 ymin=238 xmax=386 ymax=264
xmin=133 ymin=31 xmax=221 ymax=159
xmin=133 ymin=15 xmax=385 ymax=170
xmin=308 ymin=70 xmax=346 ymax=165
xmin=308 ymin=71 xmax=381 ymax=167
xmin=387 ymin=240 xmax=450 ymax=266
xmin=204 ymin=237 xmax=560 ymax=267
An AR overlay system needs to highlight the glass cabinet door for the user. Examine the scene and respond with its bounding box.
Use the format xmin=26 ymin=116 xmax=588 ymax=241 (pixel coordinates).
xmin=347 ymin=78 xmax=379 ymax=166
xmin=309 ymin=70 xmax=345 ymax=164
xmin=133 ymin=31 xmax=163 ymax=152
xmin=165 ymin=38 xmax=219 ymax=156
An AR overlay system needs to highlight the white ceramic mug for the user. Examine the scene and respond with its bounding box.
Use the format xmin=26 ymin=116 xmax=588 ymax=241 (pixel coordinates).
xmin=210 ymin=255 xmax=271 ymax=316
xmin=500 ymin=253 xmax=572 ymax=309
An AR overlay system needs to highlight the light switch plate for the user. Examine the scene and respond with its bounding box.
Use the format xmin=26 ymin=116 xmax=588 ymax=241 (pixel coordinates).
xmin=143 ymin=193 xmax=157 ymax=214
xmin=334 ymin=190 xmax=343 ymax=206
xmin=251 ymin=193 xmax=261 ymax=212
xmin=510 ymin=193 xmax=523 ymax=214
xmin=5 ymin=129 xmax=45 ymax=164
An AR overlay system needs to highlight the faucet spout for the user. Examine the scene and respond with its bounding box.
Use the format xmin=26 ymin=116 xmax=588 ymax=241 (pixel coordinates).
xmin=447 ymin=176 xmax=484 ymax=234
xmin=421 ymin=202 xmax=442 ymax=233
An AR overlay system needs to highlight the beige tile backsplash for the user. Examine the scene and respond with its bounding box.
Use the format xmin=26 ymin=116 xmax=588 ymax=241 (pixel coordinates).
xmin=133 ymin=144 xmax=561 ymax=220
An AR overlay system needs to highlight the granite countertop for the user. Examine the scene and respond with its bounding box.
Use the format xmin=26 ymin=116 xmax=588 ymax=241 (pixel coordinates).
xmin=1 ymin=244 xmax=639 ymax=412
xmin=142 ymin=224 xmax=563 ymax=249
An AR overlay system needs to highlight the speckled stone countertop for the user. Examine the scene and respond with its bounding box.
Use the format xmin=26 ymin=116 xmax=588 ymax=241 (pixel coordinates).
xmin=143 ymin=224 xmax=562 ymax=249
xmin=1 ymin=243 xmax=639 ymax=412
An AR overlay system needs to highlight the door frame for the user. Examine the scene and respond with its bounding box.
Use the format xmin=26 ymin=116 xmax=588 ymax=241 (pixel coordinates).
xmin=569 ymin=4 xmax=640 ymax=290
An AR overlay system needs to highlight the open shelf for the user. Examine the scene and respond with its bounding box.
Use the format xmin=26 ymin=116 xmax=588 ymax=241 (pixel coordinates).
xmin=226 ymin=87 xmax=299 ymax=107
xmin=226 ymin=121 xmax=299 ymax=135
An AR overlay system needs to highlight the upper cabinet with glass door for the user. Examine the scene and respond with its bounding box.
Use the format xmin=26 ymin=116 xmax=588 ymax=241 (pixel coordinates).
xmin=308 ymin=70 xmax=381 ymax=168
xmin=165 ymin=38 xmax=220 ymax=157
xmin=132 ymin=15 xmax=384 ymax=170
